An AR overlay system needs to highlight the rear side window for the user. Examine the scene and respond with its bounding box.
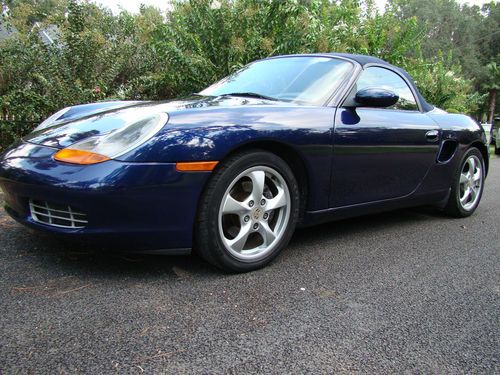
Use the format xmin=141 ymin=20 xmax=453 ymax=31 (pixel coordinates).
xmin=354 ymin=67 xmax=419 ymax=111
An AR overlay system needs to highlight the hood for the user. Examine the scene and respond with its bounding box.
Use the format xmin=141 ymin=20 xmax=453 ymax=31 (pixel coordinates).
xmin=23 ymin=95 xmax=286 ymax=149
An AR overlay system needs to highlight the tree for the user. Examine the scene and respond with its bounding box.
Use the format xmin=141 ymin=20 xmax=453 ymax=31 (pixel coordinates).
xmin=0 ymin=0 xmax=489 ymax=150
xmin=390 ymin=0 xmax=500 ymax=120
xmin=484 ymin=61 xmax=500 ymax=124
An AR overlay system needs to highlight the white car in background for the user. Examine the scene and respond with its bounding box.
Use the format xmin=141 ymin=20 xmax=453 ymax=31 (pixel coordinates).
xmin=492 ymin=117 xmax=500 ymax=155
xmin=482 ymin=123 xmax=492 ymax=145
xmin=493 ymin=127 xmax=500 ymax=155
xmin=482 ymin=118 xmax=499 ymax=155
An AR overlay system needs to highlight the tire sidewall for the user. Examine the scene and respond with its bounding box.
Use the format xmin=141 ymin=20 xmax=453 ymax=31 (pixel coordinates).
xmin=199 ymin=151 xmax=300 ymax=272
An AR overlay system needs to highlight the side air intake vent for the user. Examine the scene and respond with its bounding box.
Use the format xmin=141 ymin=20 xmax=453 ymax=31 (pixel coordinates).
xmin=437 ymin=140 xmax=458 ymax=163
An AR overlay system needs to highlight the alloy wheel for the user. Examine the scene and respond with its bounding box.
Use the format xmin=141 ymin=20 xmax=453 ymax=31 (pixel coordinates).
xmin=458 ymin=155 xmax=483 ymax=211
xmin=218 ymin=166 xmax=291 ymax=261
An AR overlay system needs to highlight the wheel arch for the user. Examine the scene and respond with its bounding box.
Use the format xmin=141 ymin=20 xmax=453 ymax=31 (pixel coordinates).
xmin=470 ymin=141 xmax=489 ymax=177
xmin=220 ymin=140 xmax=310 ymax=222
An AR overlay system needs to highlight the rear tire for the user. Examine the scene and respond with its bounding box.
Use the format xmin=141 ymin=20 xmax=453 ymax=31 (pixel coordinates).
xmin=495 ymin=142 xmax=500 ymax=155
xmin=195 ymin=150 xmax=300 ymax=272
xmin=444 ymin=147 xmax=485 ymax=218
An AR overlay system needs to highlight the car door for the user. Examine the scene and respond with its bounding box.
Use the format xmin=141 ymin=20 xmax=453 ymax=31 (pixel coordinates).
xmin=330 ymin=66 xmax=440 ymax=207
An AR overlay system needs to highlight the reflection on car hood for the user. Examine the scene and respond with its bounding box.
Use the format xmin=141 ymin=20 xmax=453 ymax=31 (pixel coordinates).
xmin=24 ymin=95 xmax=288 ymax=149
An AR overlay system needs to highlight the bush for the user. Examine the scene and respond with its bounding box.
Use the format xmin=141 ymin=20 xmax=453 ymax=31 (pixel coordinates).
xmin=404 ymin=54 xmax=484 ymax=113
xmin=0 ymin=0 xmax=484 ymax=150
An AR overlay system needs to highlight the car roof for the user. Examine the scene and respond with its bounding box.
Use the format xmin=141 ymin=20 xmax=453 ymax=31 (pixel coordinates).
xmin=268 ymin=52 xmax=392 ymax=67
xmin=325 ymin=52 xmax=390 ymax=66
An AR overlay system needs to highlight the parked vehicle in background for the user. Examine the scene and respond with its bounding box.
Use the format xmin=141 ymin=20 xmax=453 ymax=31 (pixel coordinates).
xmin=493 ymin=127 xmax=500 ymax=155
xmin=481 ymin=123 xmax=492 ymax=145
xmin=492 ymin=117 xmax=500 ymax=155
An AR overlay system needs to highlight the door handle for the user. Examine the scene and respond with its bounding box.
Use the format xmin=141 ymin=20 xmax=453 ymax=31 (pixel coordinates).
xmin=425 ymin=130 xmax=439 ymax=142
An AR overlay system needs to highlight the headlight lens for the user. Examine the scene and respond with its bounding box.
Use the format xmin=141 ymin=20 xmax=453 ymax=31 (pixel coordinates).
xmin=34 ymin=107 xmax=71 ymax=131
xmin=54 ymin=112 xmax=168 ymax=165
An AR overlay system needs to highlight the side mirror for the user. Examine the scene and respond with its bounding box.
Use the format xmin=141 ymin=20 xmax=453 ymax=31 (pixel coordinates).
xmin=353 ymin=88 xmax=399 ymax=108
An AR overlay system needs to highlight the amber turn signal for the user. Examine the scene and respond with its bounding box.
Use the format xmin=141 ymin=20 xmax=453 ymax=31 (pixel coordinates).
xmin=54 ymin=149 xmax=110 ymax=165
xmin=176 ymin=161 xmax=219 ymax=172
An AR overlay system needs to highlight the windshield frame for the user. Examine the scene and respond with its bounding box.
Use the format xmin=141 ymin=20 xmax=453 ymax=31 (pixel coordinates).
xmin=199 ymin=55 xmax=356 ymax=107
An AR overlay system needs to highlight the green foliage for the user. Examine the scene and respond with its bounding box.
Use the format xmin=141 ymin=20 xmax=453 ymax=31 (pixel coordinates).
xmin=151 ymin=0 xmax=479 ymax=112
xmin=0 ymin=119 xmax=37 ymax=148
xmin=0 ymin=0 xmax=166 ymax=119
xmin=390 ymin=0 xmax=500 ymax=118
xmin=404 ymin=54 xmax=484 ymax=113
xmin=150 ymin=0 xmax=425 ymax=95
xmin=0 ymin=0 xmax=496 ymax=150
xmin=483 ymin=61 xmax=500 ymax=91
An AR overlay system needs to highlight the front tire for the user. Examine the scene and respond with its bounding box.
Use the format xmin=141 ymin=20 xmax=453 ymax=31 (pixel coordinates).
xmin=195 ymin=150 xmax=300 ymax=272
xmin=444 ymin=147 xmax=485 ymax=218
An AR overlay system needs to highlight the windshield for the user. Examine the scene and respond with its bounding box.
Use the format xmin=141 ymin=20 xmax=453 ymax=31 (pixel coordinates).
xmin=200 ymin=56 xmax=353 ymax=105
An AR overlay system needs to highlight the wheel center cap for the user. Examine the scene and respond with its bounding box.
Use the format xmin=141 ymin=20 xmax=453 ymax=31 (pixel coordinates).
xmin=253 ymin=208 xmax=262 ymax=221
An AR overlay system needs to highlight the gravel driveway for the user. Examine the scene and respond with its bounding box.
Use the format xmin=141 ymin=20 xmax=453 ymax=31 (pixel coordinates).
xmin=1 ymin=156 xmax=499 ymax=374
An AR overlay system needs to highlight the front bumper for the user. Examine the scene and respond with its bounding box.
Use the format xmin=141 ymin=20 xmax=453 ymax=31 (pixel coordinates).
xmin=0 ymin=142 xmax=211 ymax=252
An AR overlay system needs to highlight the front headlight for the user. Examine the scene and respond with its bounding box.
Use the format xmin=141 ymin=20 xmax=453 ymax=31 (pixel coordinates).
xmin=34 ymin=107 xmax=72 ymax=131
xmin=54 ymin=112 xmax=168 ymax=165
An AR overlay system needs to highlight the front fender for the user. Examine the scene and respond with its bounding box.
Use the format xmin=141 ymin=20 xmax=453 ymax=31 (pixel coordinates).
xmin=118 ymin=105 xmax=335 ymax=211
xmin=119 ymin=106 xmax=334 ymax=163
xmin=427 ymin=112 xmax=489 ymax=175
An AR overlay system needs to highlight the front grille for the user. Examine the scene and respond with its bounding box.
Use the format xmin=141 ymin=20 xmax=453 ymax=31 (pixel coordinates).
xmin=29 ymin=200 xmax=88 ymax=229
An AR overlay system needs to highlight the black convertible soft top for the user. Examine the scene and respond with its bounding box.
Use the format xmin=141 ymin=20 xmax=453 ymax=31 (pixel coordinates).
xmin=328 ymin=53 xmax=434 ymax=112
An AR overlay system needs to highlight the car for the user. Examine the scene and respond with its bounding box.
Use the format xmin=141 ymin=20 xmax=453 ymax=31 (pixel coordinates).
xmin=481 ymin=122 xmax=492 ymax=145
xmin=0 ymin=53 xmax=489 ymax=272
xmin=493 ymin=117 xmax=500 ymax=155
xmin=494 ymin=131 xmax=500 ymax=154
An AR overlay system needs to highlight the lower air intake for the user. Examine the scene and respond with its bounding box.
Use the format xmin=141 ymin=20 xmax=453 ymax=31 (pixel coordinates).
xmin=29 ymin=200 xmax=88 ymax=229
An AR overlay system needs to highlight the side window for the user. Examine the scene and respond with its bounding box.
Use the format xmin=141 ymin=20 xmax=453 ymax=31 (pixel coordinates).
xmin=353 ymin=67 xmax=419 ymax=111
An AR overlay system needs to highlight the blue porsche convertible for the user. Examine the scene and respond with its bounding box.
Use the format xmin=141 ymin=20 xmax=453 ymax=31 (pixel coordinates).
xmin=0 ymin=53 xmax=488 ymax=272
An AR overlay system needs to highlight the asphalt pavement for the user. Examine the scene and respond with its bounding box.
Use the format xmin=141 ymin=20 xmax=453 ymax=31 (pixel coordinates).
xmin=0 ymin=155 xmax=499 ymax=374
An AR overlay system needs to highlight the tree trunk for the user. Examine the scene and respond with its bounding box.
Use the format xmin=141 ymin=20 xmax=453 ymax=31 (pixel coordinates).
xmin=487 ymin=88 xmax=496 ymax=124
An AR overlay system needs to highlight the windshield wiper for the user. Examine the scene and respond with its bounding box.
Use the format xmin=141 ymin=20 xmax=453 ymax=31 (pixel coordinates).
xmin=219 ymin=92 xmax=279 ymax=101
